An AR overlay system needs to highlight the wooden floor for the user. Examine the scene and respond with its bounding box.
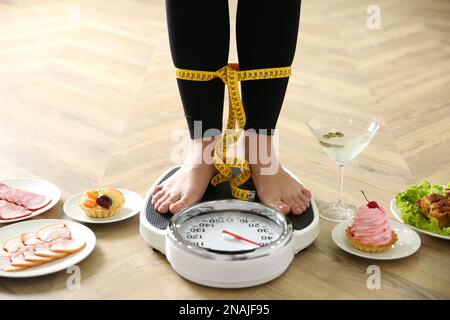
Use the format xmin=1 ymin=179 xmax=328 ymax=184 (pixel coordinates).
xmin=1 ymin=0 xmax=449 ymax=299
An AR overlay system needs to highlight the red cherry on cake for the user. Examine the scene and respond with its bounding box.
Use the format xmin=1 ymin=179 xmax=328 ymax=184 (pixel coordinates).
xmin=361 ymin=191 xmax=380 ymax=209
xmin=367 ymin=201 xmax=379 ymax=209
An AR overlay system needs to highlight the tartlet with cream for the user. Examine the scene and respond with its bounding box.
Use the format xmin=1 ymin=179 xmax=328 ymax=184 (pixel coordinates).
xmin=346 ymin=192 xmax=397 ymax=252
xmin=79 ymin=189 xmax=125 ymax=218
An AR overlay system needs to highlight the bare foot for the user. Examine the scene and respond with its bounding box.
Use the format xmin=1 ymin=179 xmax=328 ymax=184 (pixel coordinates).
xmin=151 ymin=138 xmax=217 ymax=214
xmin=247 ymin=133 xmax=312 ymax=215
xmin=251 ymin=164 xmax=312 ymax=215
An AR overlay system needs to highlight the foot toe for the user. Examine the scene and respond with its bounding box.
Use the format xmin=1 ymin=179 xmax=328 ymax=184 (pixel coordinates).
xmin=169 ymin=195 xmax=192 ymax=213
xmin=285 ymin=195 xmax=307 ymax=215
xmin=264 ymin=199 xmax=290 ymax=214
xmin=291 ymin=204 xmax=305 ymax=215
xmin=151 ymin=185 xmax=163 ymax=196
xmin=297 ymin=191 xmax=311 ymax=208
xmin=277 ymin=202 xmax=290 ymax=214
xmin=159 ymin=193 xmax=181 ymax=214
xmin=151 ymin=189 xmax=165 ymax=205
xmin=291 ymin=206 xmax=303 ymax=215
xmin=302 ymin=188 xmax=312 ymax=199
xmin=282 ymin=196 xmax=297 ymax=214
xmin=155 ymin=193 xmax=171 ymax=213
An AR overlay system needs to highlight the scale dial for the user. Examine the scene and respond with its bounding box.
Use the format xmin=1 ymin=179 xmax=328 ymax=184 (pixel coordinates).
xmin=168 ymin=200 xmax=292 ymax=261
xmin=177 ymin=211 xmax=284 ymax=252
xmin=163 ymin=200 xmax=311 ymax=288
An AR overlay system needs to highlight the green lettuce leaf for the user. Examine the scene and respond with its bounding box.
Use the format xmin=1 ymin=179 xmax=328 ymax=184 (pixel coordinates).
xmin=395 ymin=180 xmax=450 ymax=236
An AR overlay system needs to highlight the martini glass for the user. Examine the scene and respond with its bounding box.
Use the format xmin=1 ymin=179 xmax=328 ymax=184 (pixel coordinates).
xmin=307 ymin=114 xmax=380 ymax=222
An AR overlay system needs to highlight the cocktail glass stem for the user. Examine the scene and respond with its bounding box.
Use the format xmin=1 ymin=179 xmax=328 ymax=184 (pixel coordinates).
xmin=337 ymin=164 xmax=345 ymax=205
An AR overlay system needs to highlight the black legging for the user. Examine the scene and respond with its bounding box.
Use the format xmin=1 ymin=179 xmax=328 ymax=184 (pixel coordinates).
xmin=166 ymin=0 xmax=301 ymax=139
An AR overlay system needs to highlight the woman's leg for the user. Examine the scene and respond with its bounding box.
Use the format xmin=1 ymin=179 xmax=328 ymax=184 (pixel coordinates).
xmin=237 ymin=0 xmax=300 ymax=133
xmin=152 ymin=0 xmax=230 ymax=213
xmin=237 ymin=0 xmax=312 ymax=215
xmin=166 ymin=0 xmax=229 ymax=138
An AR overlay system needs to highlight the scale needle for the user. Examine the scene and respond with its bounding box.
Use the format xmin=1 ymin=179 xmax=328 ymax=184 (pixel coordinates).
xmin=222 ymin=230 xmax=263 ymax=247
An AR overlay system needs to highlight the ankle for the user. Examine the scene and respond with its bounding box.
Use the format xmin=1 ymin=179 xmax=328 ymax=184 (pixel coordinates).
xmin=246 ymin=132 xmax=280 ymax=173
xmin=250 ymin=161 xmax=281 ymax=176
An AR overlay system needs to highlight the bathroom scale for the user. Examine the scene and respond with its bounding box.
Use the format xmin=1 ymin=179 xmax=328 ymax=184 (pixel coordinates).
xmin=140 ymin=166 xmax=319 ymax=288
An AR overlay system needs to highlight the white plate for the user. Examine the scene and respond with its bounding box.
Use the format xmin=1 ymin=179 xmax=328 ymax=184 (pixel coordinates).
xmin=0 ymin=219 xmax=96 ymax=278
xmin=390 ymin=199 xmax=450 ymax=240
xmin=332 ymin=219 xmax=421 ymax=260
xmin=0 ymin=178 xmax=61 ymax=224
xmin=63 ymin=188 xmax=143 ymax=224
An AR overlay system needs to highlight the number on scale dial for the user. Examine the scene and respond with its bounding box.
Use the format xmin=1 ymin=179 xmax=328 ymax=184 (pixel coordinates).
xmin=177 ymin=211 xmax=283 ymax=251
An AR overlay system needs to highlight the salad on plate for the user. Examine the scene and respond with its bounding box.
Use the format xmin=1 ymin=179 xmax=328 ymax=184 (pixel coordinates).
xmin=395 ymin=180 xmax=450 ymax=236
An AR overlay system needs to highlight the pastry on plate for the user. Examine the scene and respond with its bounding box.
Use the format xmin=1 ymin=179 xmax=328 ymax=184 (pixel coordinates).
xmin=79 ymin=189 xmax=125 ymax=218
xmin=416 ymin=190 xmax=450 ymax=229
xmin=346 ymin=192 xmax=397 ymax=253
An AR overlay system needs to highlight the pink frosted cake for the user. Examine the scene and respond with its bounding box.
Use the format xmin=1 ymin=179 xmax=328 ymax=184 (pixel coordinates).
xmin=346 ymin=193 xmax=397 ymax=253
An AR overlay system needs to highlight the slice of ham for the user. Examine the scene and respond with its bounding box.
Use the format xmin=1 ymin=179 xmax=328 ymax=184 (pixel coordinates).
xmin=3 ymin=265 xmax=27 ymax=272
xmin=0 ymin=248 xmax=11 ymax=258
xmin=22 ymin=248 xmax=54 ymax=263
xmin=50 ymin=239 xmax=86 ymax=254
xmin=1 ymin=224 xmax=84 ymax=273
xmin=0 ymin=256 xmax=11 ymax=270
xmin=3 ymin=236 xmax=25 ymax=253
xmin=0 ymin=256 xmax=27 ymax=272
xmin=0 ymin=183 xmax=51 ymax=211
xmin=34 ymin=243 xmax=68 ymax=258
xmin=0 ymin=200 xmax=32 ymax=220
xmin=21 ymin=232 xmax=44 ymax=246
xmin=36 ymin=224 xmax=71 ymax=242
xmin=10 ymin=252 xmax=42 ymax=267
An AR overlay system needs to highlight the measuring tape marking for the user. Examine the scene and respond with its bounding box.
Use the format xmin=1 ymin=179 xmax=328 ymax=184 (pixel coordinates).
xmin=176 ymin=64 xmax=291 ymax=201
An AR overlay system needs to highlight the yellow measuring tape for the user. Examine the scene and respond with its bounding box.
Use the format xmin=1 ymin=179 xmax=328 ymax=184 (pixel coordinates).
xmin=176 ymin=63 xmax=291 ymax=200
